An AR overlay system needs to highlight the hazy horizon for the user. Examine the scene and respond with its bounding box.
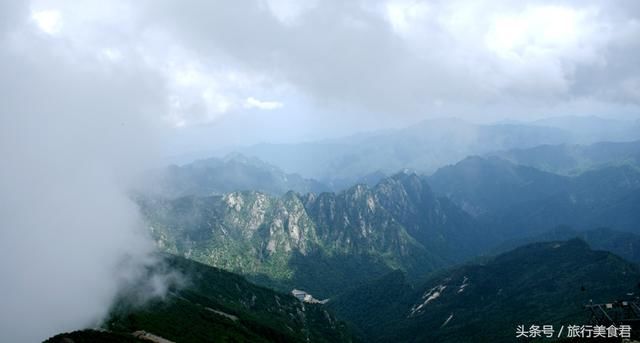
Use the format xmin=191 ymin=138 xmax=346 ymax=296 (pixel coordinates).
xmin=166 ymin=114 xmax=640 ymax=165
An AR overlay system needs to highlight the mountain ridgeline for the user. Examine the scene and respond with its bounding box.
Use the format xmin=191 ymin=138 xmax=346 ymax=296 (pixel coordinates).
xmin=138 ymin=172 xmax=490 ymax=298
xmin=235 ymin=119 xmax=575 ymax=185
xmin=489 ymin=140 xmax=640 ymax=176
xmin=140 ymin=152 xmax=640 ymax=299
xmin=491 ymin=226 xmax=640 ymax=263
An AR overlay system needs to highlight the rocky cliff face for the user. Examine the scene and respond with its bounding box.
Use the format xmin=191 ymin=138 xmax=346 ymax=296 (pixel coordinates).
xmin=139 ymin=172 xmax=487 ymax=297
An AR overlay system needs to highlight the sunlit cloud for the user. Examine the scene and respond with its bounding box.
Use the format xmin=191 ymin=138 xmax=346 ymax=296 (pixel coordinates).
xmin=99 ymin=47 xmax=123 ymax=62
xmin=31 ymin=9 xmax=62 ymax=35
xmin=384 ymin=0 xmax=430 ymax=35
xmin=244 ymin=97 xmax=284 ymax=110
xmin=264 ymin=0 xmax=318 ymax=25
xmin=485 ymin=5 xmax=586 ymax=59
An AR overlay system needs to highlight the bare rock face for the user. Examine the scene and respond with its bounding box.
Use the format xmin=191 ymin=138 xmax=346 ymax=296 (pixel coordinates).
xmin=139 ymin=173 xmax=488 ymax=296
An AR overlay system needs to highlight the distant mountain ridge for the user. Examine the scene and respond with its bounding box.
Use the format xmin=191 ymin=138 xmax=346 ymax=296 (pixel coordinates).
xmin=234 ymin=118 xmax=573 ymax=184
xmin=428 ymin=156 xmax=640 ymax=237
xmin=488 ymin=140 xmax=640 ymax=175
xmin=155 ymin=118 xmax=640 ymax=196
xmin=531 ymin=116 xmax=640 ymax=144
xmin=489 ymin=226 xmax=640 ymax=263
xmin=428 ymin=156 xmax=568 ymax=216
xmin=229 ymin=117 xmax=640 ymax=186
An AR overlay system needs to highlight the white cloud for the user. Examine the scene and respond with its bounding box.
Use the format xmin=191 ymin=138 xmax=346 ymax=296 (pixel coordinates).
xmin=264 ymin=0 xmax=318 ymax=25
xmin=384 ymin=0 xmax=430 ymax=35
xmin=244 ymin=96 xmax=284 ymax=110
xmin=485 ymin=5 xmax=589 ymax=60
xmin=143 ymin=0 xmax=640 ymax=119
xmin=163 ymin=58 xmax=277 ymax=127
xmin=31 ymin=9 xmax=62 ymax=35
xmin=100 ymin=47 xmax=123 ymax=62
xmin=19 ymin=0 xmax=639 ymax=132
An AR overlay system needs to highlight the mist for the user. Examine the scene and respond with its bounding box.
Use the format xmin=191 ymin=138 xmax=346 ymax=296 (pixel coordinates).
xmin=0 ymin=3 xmax=171 ymax=342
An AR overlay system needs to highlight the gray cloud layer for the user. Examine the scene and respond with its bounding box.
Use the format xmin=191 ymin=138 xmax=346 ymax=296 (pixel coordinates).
xmin=8 ymin=0 xmax=637 ymax=149
xmin=145 ymin=0 xmax=640 ymax=119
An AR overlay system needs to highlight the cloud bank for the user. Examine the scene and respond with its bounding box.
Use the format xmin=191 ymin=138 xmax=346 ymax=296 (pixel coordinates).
xmin=144 ymin=0 xmax=640 ymax=123
xmin=15 ymin=0 xmax=640 ymax=132
xmin=0 ymin=2 xmax=171 ymax=342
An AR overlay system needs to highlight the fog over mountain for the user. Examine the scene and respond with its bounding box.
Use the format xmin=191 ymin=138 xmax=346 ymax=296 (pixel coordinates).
xmin=2 ymin=0 xmax=640 ymax=342
xmin=0 ymin=2 xmax=172 ymax=342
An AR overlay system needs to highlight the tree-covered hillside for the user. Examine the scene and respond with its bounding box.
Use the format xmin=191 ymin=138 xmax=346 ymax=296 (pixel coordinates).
xmin=46 ymin=254 xmax=354 ymax=343
xmin=330 ymin=240 xmax=640 ymax=343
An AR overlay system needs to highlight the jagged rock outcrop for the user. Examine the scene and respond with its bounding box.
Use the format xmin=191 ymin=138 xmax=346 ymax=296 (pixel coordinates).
xmin=139 ymin=173 xmax=487 ymax=297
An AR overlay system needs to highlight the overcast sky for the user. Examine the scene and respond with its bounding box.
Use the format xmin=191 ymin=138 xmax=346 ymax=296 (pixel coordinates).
xmin=2 ymin=0 xmax=639 ymax=153
xmin=1 ymin=1 xmax=639 ymax=341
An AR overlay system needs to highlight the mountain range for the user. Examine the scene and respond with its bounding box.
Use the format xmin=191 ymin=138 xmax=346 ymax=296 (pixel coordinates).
xmin=148 ymin=122 xmax=640 ymax=199
xmin=229 ymin=117 xmax=640 ymax=186
xmin=235 ymin=118 xmax=572 ymax=184
xmin=138 ymin=172 xmax=490 ymax=298
xmin=139 ymin=150 xmax=640 ymax=300
xmin=47 ymin=120 xmax=640 ymax=342
xmin=489 ymin=140 xmax=640 ymax=176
